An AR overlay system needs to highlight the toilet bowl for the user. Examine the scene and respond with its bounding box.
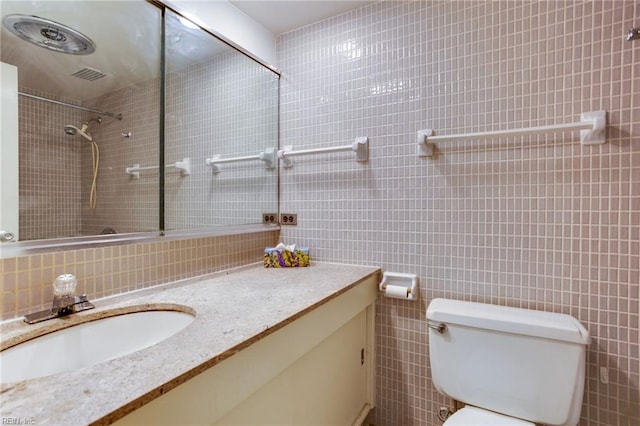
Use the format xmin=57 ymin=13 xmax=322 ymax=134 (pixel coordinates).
xmin=427 ymin=298 xmax=590 ymax=426
xmin=444 ymin=406 xmax=533 ymax=425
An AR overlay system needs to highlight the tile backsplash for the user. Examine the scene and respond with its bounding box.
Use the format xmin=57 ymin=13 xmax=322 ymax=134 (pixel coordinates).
xmin=277 ymin=1 xmax=639 ymax=425
xmin=0 ymin=230 xmax=278 ymax=321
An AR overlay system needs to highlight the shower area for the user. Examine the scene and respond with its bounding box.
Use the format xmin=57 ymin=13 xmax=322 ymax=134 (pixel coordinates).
xmin=16 ymin=91 xmax=158 ymax=240
xmin=0 ymin=1 xmax=279 ymax=242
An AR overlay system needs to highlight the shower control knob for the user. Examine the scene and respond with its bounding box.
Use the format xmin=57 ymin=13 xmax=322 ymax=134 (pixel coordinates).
xmin=0 ymin=230 xmax=16 ymax=242
xmin=122 ymin=132 xmax=132 ymax=138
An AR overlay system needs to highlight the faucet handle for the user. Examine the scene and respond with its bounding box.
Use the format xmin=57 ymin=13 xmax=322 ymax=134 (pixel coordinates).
xmin=53 ymin=274 xmax=77 ymax=297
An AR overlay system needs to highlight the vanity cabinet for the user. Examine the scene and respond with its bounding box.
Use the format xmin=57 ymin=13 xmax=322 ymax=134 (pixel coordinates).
xmin=115 ymin=275 xmax=377 ymax=426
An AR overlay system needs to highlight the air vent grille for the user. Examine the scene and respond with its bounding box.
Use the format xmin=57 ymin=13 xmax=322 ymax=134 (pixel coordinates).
xmin=71 ymin=67 xmax=108 ymax=81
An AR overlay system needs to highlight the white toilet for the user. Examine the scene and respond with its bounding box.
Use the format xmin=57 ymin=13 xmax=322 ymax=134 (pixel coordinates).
xmin=426 ymin=298 xmax=591 ymax=426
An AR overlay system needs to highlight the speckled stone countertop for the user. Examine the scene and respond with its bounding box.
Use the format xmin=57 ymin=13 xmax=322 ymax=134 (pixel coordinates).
xmin=0 ymin=262 xmax=380 ymax=425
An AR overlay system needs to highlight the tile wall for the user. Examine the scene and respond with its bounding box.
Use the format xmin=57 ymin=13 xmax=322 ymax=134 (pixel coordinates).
xmin=277 ymin=1 xmax=639 ymax=425
xmin=18 ymin=91 xmax=84 ymax=240
xmin=0 ymin=229 xmax=278 ymax=321
xmin=165 ymin=48 xmax=279 ymax=229
xmin=80 ymin=78 xmax=161 ymax=236
xmin=16 ymin=81 xmax=160 ymax=240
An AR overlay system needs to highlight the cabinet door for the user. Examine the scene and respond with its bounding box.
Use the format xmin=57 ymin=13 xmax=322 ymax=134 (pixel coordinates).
xmin=218 ymin=308 xmax=371 ymax=425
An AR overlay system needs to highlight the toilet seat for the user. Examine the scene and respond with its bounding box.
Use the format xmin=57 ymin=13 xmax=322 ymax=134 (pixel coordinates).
xmin=444 ymin=406 xmax=535 ymax=425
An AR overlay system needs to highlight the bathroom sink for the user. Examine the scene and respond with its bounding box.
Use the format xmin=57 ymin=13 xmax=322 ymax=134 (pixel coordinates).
xmin=0 ymin=309 xmax=195 ymax=384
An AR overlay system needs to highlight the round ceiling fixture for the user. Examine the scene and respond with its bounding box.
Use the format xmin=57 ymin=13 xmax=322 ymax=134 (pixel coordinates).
xmin=3 ymin=14 xmax=96 ymax=55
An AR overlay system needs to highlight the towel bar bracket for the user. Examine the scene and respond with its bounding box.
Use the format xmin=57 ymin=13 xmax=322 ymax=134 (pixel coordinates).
xmin=417 ymin=129 xmax=434 ymax=157
xmin=353 ymin=136 xmax=369 ymax=162
xmin=580 ymin=110 xmax=606 ymax=145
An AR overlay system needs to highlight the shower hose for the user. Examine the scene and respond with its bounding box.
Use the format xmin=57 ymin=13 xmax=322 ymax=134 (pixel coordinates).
xmin=89 ymin=141 xmax=99 ymax=209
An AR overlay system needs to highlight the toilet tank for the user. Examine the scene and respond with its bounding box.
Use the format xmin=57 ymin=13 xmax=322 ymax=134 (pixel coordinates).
xmin=426 ymin=298 xmax=590 ymax=426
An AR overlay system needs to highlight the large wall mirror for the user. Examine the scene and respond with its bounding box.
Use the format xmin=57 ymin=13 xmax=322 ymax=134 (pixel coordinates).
xmin=0 ymin=0 xmax=279 ymax=255
xmin=164 ymin=9 xmax=279 ymax=230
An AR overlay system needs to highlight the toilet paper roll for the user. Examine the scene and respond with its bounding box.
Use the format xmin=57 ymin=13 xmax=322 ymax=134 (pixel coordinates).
xmin=384 ymin=284 xmax=409 ymax=299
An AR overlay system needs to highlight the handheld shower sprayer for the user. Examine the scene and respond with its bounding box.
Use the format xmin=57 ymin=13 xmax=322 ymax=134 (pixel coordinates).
xmin=63 ymin=116 xmax=101 ymax=141
xmin=63 ymin=116 xmax=103 ymax=209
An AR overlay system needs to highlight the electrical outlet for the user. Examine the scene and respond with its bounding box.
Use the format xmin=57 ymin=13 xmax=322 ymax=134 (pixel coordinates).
xmin=279 ymin=213 xmax=297 ymax=225
xmin=262 ymin=213 xmax=278 ymax=224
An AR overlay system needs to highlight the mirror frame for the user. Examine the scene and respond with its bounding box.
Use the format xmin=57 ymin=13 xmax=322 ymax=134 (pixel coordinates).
xmin=0 ymin=224 xmax=279 ymax=258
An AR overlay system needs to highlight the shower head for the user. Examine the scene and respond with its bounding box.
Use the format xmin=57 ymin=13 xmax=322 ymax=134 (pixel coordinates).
xmin=64 ymin=124 xmax=78 ymax=136
xmin=63 ymin=124 xmax=91 ymax=141
xmin=64 ymin=116 xmax=102 ymax=141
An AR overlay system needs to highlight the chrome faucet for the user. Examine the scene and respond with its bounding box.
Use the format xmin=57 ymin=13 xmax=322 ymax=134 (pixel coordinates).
xmin=24 ymin=274 xmax=95 ymax=324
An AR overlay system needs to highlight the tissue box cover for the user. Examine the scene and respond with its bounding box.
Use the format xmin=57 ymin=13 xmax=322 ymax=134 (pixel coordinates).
xmin=264 ymin=247 xmax=310 ymax=268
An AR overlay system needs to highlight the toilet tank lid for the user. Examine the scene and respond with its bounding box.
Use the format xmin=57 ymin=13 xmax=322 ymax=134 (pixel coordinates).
xmin=426 ymin=298 xmax=590 ymax=345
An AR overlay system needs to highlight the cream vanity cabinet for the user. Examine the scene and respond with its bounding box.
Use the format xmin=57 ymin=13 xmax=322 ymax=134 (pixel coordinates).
xmin=115 ymin=275 xmax=377 ymax=426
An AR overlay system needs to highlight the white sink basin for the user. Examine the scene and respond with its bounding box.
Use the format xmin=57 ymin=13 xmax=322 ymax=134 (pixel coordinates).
xmin=0 ymin=309 xmax=195 ymax=384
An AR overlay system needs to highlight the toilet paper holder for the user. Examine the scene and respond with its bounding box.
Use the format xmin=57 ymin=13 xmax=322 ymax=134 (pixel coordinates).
xmin=379 ymin=272 xmax=419 ymax=301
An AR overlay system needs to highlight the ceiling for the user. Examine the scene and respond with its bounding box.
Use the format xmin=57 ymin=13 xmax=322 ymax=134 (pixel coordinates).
xmin=229 ymin=0 xmax=374 ymax=34
xmin=0 ymin=1 xmax=228 ymax=102
xmin=0 ymin=0 xmax=372 ymax=102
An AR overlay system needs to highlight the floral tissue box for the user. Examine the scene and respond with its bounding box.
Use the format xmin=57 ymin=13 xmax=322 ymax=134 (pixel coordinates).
xmin=264 ymin=244 xmax=310 ymax=268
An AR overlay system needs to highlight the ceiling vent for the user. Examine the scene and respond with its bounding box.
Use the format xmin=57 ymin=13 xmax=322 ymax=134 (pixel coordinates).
xmin=71 ymin=67 xmax=108 ymax=81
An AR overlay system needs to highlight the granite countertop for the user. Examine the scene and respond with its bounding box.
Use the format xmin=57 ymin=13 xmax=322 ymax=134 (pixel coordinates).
xmin=0 ymin=262 xmax=380 ymax=425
